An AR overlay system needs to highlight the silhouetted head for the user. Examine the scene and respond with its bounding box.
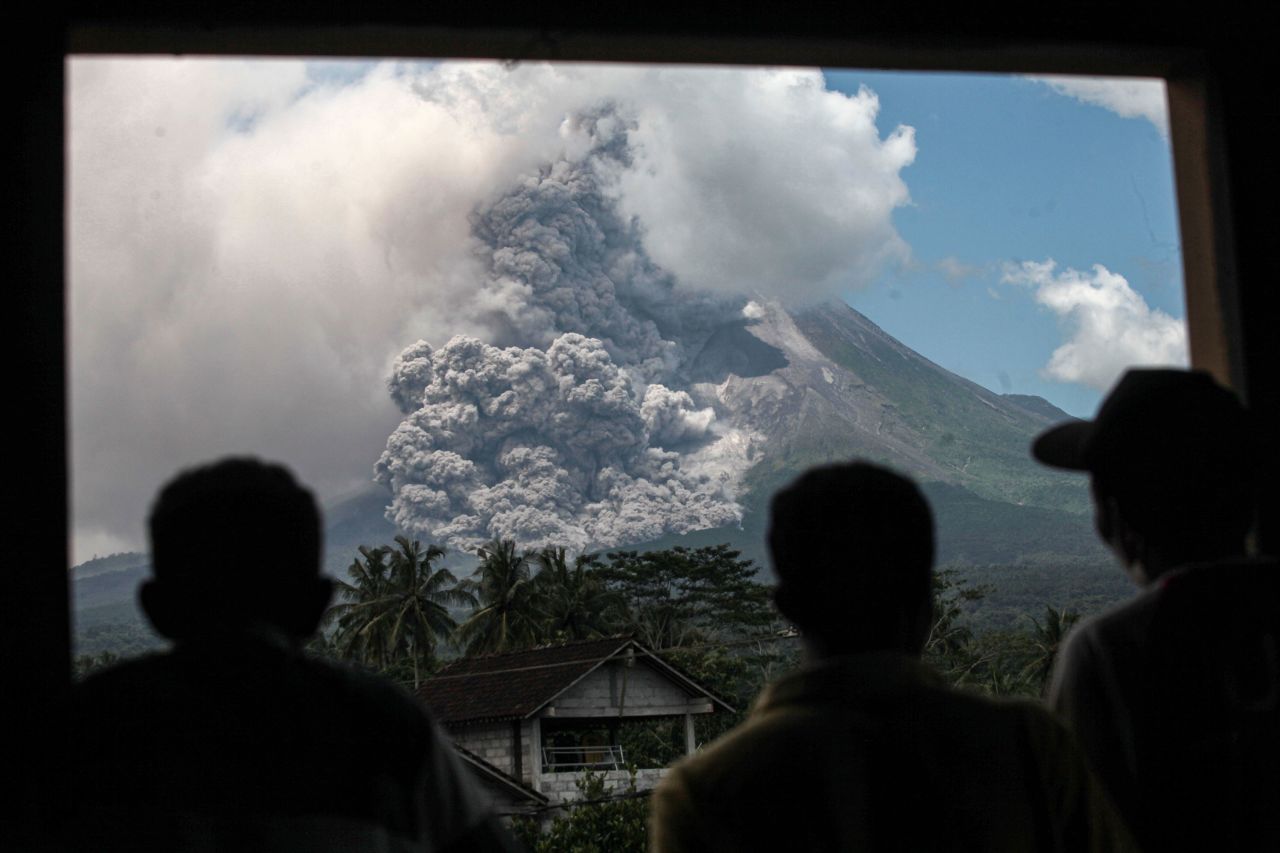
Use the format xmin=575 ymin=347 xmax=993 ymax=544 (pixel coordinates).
xmin=1032 ymin=368 xmax=1257 ymax=581
xmin=769 ymin=461 xmax=935 ymax=656
xmin=141 ymin=457 xmax=331 ymax=642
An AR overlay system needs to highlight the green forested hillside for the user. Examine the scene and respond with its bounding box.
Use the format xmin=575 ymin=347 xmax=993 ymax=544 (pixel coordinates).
xmin=791 ymin=303 xmax=1090 ymax=513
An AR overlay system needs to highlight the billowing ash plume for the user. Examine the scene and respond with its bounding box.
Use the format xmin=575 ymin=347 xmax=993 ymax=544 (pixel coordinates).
xmin=469 ymin=108 xmax=740 ymax=380
xmin=377 ymin=107 xmax=744 ymax=551
xmin=375 ymin=333 xmax=735 ymax=552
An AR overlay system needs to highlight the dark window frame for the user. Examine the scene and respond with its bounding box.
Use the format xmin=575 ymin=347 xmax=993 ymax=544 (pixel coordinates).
xmin=14 ymin=12 xmax=1275 ymax=790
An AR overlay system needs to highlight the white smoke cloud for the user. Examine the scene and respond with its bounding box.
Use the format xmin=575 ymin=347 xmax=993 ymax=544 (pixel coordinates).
xmin=641 ymin=386 xmax=716 ymax=447
xmin=614 ymin=73 xmax=916 ymax=299
xmin=1002 ymin=260 xmax=1188 ymax=390
xmin=69 ymin=58 xmax=915 ymax=561
xmin=1032 ymin=75 xmax=1169 ymax=136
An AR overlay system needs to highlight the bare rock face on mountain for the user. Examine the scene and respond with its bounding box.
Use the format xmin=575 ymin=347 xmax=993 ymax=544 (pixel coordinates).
xmin=686 ymin=299 xmax=1083 ymax=514
xmin=695 ymin=303 xmax=947 ymax=486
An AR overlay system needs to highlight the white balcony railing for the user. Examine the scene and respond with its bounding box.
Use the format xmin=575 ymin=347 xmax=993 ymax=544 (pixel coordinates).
xmin=541 ymin=744 xmax=626 ymax=773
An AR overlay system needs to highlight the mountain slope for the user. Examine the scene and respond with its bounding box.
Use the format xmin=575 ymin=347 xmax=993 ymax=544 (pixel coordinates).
xmin=707 ymin=300 xmax=1088 ymax=516
xmin=322 ymin=298 xmax=1093 ymax=572
xmin=790 ymin=301 xmax=1084 ymax=510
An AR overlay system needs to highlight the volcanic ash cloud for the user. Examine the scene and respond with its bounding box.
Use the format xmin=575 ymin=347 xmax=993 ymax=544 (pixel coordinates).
xmin=375 ymin=333 xmax=738 ymax=552
xmin=466 ymin=106 xmax=738 ymax=378
xmin=371 ymin=73 xmax=916 ymax=553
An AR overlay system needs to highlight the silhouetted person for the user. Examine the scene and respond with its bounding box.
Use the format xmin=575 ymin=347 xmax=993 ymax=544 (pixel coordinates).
xmin=66 ymin=457 xmax=519 ymax=852
xmin=649 ymin=461 xmax=1135 ymax=852
xmin=1033 ymin=368 xmax=1280 ymax=850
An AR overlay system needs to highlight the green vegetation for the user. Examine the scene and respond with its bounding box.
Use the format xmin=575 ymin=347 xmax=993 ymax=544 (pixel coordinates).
xmin=792 ymin=305 xmax=1089 ymax=514
xmin=73 ymin=650 xmax=122 ymax=679
xmin=597 ymin=545 xmax=774 ymax=649
xmin=326 ymin=536 xmax=473 ymax=688
xmin=316 ymin=540 xmax=782 ymax=684
xmin=73 ymin=602 xmax=163 ymax=662
xmin=949 ymin=559 xmax=1130 ymax=632
xmin=455 ymin=539 xmax=548 ymax=655
xmin=924 ymin=571 xmax=1086 ymax=698
xmin=512 ymin=770 xmax=649 ymax=853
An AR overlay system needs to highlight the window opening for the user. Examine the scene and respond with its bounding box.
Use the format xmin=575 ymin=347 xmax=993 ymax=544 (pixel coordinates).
xmin=68 ymin=58 xmax=1185 ymax=699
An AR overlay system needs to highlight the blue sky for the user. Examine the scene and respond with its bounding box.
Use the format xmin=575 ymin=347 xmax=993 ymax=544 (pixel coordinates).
xmin=825 ymin=70 xmax=1183 ymax=416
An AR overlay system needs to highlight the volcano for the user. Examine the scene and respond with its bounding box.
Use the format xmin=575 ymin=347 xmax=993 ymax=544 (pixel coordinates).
xmin=329 ymin=298 xmax=1106 ymax=575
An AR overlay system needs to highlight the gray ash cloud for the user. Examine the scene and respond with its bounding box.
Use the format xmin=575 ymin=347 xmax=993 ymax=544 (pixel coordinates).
xmin=376 ymin=110 xmax=742 ymax=551
xmin=375 ymin=333 xmax=734 ymax=552
xmin=468 ymin=108 xmax=740 ymax=377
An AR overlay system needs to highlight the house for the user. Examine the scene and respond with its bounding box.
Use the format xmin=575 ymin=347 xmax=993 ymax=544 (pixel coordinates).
xmin=418 ymin=636 xmax=734 ymax=808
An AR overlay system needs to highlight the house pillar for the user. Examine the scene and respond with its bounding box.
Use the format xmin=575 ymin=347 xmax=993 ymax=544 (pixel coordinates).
xmin=530 ymin=717 xmax=543 ymax=791
xmin=684 ymin=711 xmax=696 ymax=756
xmin=512 ymin=720 xmax=523 ymax=782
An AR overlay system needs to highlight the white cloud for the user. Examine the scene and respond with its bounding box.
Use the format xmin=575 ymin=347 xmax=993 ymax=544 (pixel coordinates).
xmin=612 ymin=71 xmax=915 ymax=300
xmin=1001 ymin=259 xmax=1187 ymax=390
xmin=1032 ymin=75 xmax=1169 ymax=136
xmin=937 ymin=256 xmax=984 ymax=284
xmin=68 ymin=58 xmax=915 ymax=562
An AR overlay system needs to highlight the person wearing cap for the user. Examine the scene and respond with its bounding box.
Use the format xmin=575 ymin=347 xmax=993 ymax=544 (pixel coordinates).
xmin=649 ymin=461 xmax=1136 ymax=853
xmin=65 ymin=457 xmax=519 ymax=853
xmin=1032 ymin=368 xmax=1279 ymax=850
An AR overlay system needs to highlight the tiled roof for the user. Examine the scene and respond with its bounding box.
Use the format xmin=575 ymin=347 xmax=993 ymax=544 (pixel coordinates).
xmin=419 ymin=636 xmax=635 ymax=725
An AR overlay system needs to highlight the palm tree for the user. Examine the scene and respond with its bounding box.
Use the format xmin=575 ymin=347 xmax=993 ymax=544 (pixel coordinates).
xmin=984 ymin=665 xmax=1033 ymax=697
xmin=532 ymin=547 xmax=620 ymax=642
xmin=383 ymin=536 xmax=474 ymax=688
xmin=328 ymin=545 xmax=396 ymax=671
xmin=1022 ymin=604 xmax=1081 ymax=694
xmin=456 ymin=539 xmax=542 ymax=655
xmin=328 ymin=538 xmax=472 ymax=687
xmin=923 ymin=570 xmax=990 ymax=685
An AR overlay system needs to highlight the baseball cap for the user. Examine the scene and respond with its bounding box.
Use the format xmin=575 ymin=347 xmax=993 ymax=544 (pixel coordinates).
xmin=1031 ymin=368 xmax=1251 ymax=474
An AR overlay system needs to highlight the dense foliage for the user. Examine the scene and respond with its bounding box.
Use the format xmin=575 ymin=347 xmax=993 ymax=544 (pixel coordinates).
xmin=925 ymin=571 xmax=1080 ymax=698
xmin=326 ymin=536 xmax=474 ymax=687
xmin=513 ymin=770 xmax=649 ymax=853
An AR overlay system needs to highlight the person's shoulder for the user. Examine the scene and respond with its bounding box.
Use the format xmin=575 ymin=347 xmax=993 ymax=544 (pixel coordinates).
xmin=1157 ymin=557 xmax=1280 ymax=613
xmin=661 ymin=702 xmax=826 ymax=793
xmin=295 ymin=653 xmax=435 ymax=731
xmin=72 ymin=650 xmax=174 ymax=707
xmin=929 ymin=687 xmax=1089 ymax=772
xmin=1058 ymin=586 xmax=1161 ymax=660
xmin=975 ymin=691 xmax=1070 ymax=733
xmin=914 ymin=677 xmax=1065 ymax=734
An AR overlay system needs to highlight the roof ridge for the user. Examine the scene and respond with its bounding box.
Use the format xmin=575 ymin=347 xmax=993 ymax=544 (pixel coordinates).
xmin=433 ymin=634 xmax=634 ymax=671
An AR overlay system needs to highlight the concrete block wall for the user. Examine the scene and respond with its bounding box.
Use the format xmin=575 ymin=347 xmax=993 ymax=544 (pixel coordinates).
xmin=451 ymin=720 xmax=538 ymax=786
xmin=538 ymin=767 xmax=670 ymax=805
xmin=452 ymin=722 xmax=516 ymax=777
